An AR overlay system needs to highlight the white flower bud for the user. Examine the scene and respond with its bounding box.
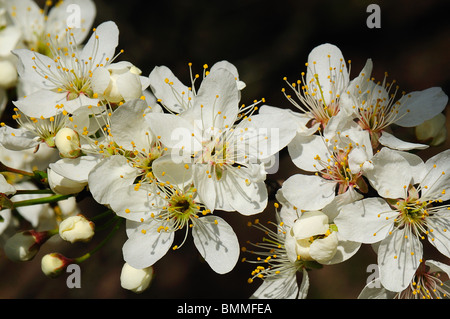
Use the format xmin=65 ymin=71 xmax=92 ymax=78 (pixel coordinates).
xmin=120 ymin=263 xmax=154 ymax=294
xmin=4 ymin=230 xmax=52 ymax=262
xmin=286 ymin=211 xmax=338 ymax=263
xmin=47 ymin=168 xmax=87 ymax=195
xmin=41 ymin=253 xmax=72 ymax=278
xmin=59 ymin=215 xmax=95 ymax=243
xmin=54 ymin=127 xmax=82 ymax=158
xmin=415 ymin=113 xmax=447 ymax=146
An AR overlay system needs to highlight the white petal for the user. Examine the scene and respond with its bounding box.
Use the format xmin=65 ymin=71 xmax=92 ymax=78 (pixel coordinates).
xmin=358 ymin=278 xmax=396 ymax=299
xmin=152 ymin=155 xmax=193 ymax=187
xmin=306 ymin=43 xmax=349 ymax=105
xmin=378 ymin=131 xmax=428 ymax=151
xmin=108 ymin=184 xmax=158 ymax=222
xmin=0 ymin=125 xmax=39 ymax=151
xmin=148 ymin=65 xmax=191 ymax=113
xmin=145 ymin=112 xmax=201 ymax=153
xmin=13 ymin=49 xmax=55 ymax=89
xmin=426 ymin=260 xmax=450 ymax=278
xmin=239 ymin=106 xmax=298 ymax=160
xmin=291 ymin=210 xmax=329 ymax=239
xmin=49 ymin=155 xmax=101 ymax=183
xmin=88 ymin=155 xmax=138 ymax=205
xmin=117 ymin=72 xmax=144 ymax=101
xmin=12 ymin=90 xmax=67 ymax=118
xmin=250 ymin=271 xmax=306 ymax=299
xmin=324 ymin=237 xmax=361 ymax=265
xmin=340 ymin=58 xmax=373 ymax=115
xmin=334 ymin=197 xmax=396 ymax=243
xmin=395 ymin=87 xmax=448 ymax=127
xmin=91 ymin=67 xmax=111 ymax=94
xmin=192 ymin=215 xmax=240 ymax=274
xmin=420 ymin=149 xmax=450 ymax=201
xmin=80 ymin=21 xmax=119 ymax=67
xmin=0 ymin=26 xmax=21 ymax=56
xmin=0 ymin=174 xmax=16 ymax=195
xmin=45 ymin=0 xmax=96 ymax=44
xmin=110 ymin=99 xmax=154 ymax=151
xmin=322 ymin=186 xmax=364 ymax=221
xmin=288 ymin=134 xmax=329 ymax=171
xmin=427 ymin=209 xmax=450 ymax=258
xmin=377 ymin=229 xmax=423 ymax=292
xmin=192 ymin=67 xmax=239 ymax=129
xmin=310 ymin=231 xmax=339 ymax=263
xmin=363 ymin=147 xmax=415 ymax=199
xmin=222 ymin=170 xmax=268 ymax=215
xmin=281 ymin=174 xmax=336 ymax=211
xmin=193 ymin=164 xmax=217 ymax=211
xmin=122 ymin=219 xmax=174 ymax=269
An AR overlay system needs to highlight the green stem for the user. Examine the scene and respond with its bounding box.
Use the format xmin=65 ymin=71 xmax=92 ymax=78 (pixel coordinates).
xmin=90 ymin=209 xmax=115 ymax=222
xmin=0 ymin=162 xmax=34 ymax=177
xmin=75 ymin=217 xmax=123 ymax=263
xmin=12 ymin=194 xmax=73 ymax=208
xmin=13 ymin=189 xmax=55 ymax=196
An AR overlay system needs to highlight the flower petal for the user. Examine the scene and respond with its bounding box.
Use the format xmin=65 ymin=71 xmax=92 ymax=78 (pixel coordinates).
xmin=420 ymin=149 xmax=450 ymax=201
xmin=45 ymin=0 xmax=96 ymax=44
xmin=281 ymin=174 xmax=336 ymax=211
xmin=377 ymin=229 xmax=423 ymax=292
xmin=306 ymin=43 xmax=349 ymax=105
xmin=378 ymin=131 xmax=428 ymax=151
xmin=363 ymin=147 xmax=416 ymax=199
xmin=88 ymin=155 xmax=138 ymax=205
xmin=395 ymin=87 xmax=448 ymax=127
xmin=80 ymin=21 xmax=119 ymax=67
xmin=334 ymin=197 xmax=396 ymax=243
xmin=49 ymin=155 xmax=101 ymax=183
xmin=288 ymin=134 xmax=329 ymax=171
xmin=0 ymin=125 xmax=39 ymax=151
xmin=192 ymin=215 xmax=240 ymax=274
xmin=192 ymin=67 xmax=239 ymax=129
xmin=110 ymin=99 xmax=154 ymax=151
xmin=122 ymin=219 xmax=174 ymax=269
xmin=148 ymin=65 xmax=191 ymax=113
xmin=251 ymin=268 xmax=308 ymax=299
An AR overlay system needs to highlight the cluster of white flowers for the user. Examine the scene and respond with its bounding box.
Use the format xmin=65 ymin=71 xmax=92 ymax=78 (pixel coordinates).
xmin=0 ymin=0 xmax=448 ymax=299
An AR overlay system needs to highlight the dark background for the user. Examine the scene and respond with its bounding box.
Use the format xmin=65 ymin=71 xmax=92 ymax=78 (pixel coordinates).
xmin=0 ymin=0 xmax=449 ymax=299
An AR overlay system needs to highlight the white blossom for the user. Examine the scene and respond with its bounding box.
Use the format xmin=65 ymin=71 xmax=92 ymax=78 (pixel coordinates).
xmin=335 ymin=148 xmax=450 ymax=292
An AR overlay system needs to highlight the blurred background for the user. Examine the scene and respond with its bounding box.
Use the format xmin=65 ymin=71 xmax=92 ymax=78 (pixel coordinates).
xmin=0 ymin=0 xmax=449 ymax=299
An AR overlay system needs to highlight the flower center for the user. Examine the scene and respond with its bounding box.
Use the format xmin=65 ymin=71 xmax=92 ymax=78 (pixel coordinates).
xmin=282 ymin=58 xmax=350 ymax=130
xmin=9 ymin=108 xmax=68 ymax=147
xmin=313 ymin=138 xmax=366 ymax=194
xmin=349 ymin=73 xmax=413 ymax=148
xmin=30 ymin=27 xmax=116 ymax=104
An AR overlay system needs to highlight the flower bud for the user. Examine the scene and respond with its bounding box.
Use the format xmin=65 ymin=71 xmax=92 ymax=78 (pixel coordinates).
xmin=59 ymin=214 xmax=95 ymax=243
xmin=54 ymin=127 xmax=82 ymax=158
xmin=47 ymin=168 xmax=87 ymax=195
xmin=285 ymin=210 xmax=338 ymax=264
xmin=120 ymin=263 xmax=154 ymax=294
xmin=415 ymin=113 xmax=447 ymax=147
xmin=4 ymin=230 xmax=53 ymax=262
xmin=41 ymin=253 xmax=73 ymax=278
